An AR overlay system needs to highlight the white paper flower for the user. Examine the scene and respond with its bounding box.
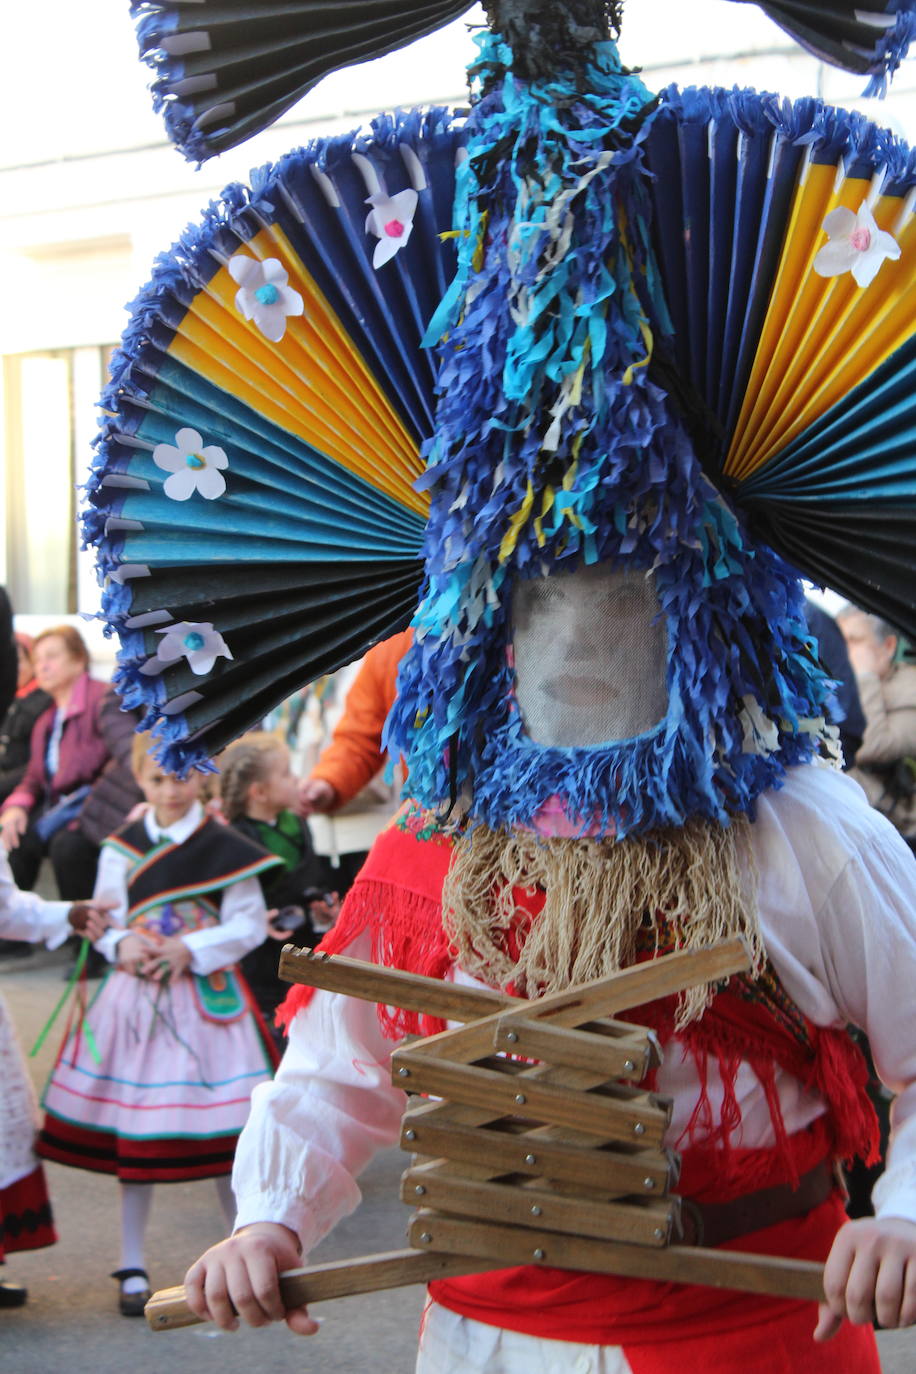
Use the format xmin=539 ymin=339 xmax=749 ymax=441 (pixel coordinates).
xmin=153 ymin=427 xmax=229 ymax=501
xmin=228 ymin=254 xmax=304 ymax=341
xmin=813 ymin=201 xmax=901 ymax=288
xmin=154 ymin=621 xmax=232 ymax=676
xmin=365 ymin=189 xmax=419 ymax=268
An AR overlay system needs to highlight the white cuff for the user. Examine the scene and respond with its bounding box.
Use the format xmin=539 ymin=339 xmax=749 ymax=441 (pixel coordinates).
xmin=233 ymin=1190 xmax=338 ymax=1257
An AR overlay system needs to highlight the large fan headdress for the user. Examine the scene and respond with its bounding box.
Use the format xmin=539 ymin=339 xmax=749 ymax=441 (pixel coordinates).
xmin=89 ymin=0 xmax=916 ymax=840
xmin=129 ymin=0 xmax=916 ymax=160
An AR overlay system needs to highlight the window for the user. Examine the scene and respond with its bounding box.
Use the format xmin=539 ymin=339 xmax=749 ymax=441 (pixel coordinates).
xmin=3 ymin=344 xmax=115 ymax=615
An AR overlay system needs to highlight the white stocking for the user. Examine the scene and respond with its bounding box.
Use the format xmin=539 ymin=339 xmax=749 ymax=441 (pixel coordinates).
xmin=119 ymin=1183 xmax=154 ymax=1292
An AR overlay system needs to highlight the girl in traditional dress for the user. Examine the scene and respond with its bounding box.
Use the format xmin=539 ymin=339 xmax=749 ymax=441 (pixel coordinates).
xmin=38 ymin=733 xmax=280 ymax=1316
xmin=0 ymin=850 xmax=109 ymax=1307
xmin=219 ymin=733 xmax=338 ymax=1039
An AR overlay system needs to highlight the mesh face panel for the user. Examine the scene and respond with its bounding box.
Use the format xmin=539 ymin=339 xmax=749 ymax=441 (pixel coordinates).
xmin=511 ymin=564 xmax=669 ymax=747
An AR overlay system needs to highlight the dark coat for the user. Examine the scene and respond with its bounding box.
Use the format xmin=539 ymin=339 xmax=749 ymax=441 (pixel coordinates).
xmin=4 ymin=673 xmax=111 ymax=813
xmin=0 ymin=687 xmax=52 ymax=803
xmin=76 ymin=689 xmax=145 ymax=847
xmin=0 ymin=588 xmax=15 ymax=724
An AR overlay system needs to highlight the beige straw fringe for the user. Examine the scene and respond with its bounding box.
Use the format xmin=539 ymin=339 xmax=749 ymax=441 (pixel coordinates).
xmin=443 ymin=815 xmax=761 ymax=1027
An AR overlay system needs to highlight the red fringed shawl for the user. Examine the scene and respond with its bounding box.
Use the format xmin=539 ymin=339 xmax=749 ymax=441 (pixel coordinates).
xmin=278 ymin=803 xmax=877 ymax=1170
xmin=277 ymin=803 xmax=882 ymax=1357
xmin=277 ymin=803 xmax=878 ymax=1176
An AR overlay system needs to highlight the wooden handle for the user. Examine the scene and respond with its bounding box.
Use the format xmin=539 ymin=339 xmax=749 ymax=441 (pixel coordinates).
xmin=144 ymin=1249 xmax=488 ymax=1331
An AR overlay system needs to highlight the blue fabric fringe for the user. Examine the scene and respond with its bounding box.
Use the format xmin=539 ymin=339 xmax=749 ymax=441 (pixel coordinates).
xmin=865 ymin=5 xmax=916 ymax=97
xmin=386 ymin=35 xmax=836 ymax=839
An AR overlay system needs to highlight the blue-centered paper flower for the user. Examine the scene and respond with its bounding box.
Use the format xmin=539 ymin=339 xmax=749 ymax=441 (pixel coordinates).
xmin=153 ymin=427 xmax=229 ymax=501
xmin=148 ymin=621 xmax=233 ymax=676
xmin=228 ymin=254 xmax=305 ymax=341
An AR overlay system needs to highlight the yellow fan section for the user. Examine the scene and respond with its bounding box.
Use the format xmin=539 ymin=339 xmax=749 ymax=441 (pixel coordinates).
xmin=165 ymin=224 xmax=428 ymax=518
xmin=725 ymin=162 xmax=916 ymax=483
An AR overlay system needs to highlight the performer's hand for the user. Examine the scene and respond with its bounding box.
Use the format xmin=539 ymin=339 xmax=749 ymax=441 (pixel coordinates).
xmin=297 ymin=777 xmax=338 ymax=816
xmin=117 ymin=931 xmax=159 ymax=975
xmin=141 ymin=934 xmax=192 ymax=981
xmin=815 ymin=1216 xmax=916 ymax=1340
xmin=185 ymin=1222 xmax=318 ymax=1335
xmin=68 ymin=899 xmax=116 ymax=941
xmin=308 ymin=893 xmax=340 ymax=933
xmin=0 ymin=806 xmax=28 ymax=851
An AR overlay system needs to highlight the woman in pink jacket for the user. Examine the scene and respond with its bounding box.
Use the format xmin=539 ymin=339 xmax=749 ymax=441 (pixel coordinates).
xmin=0 ymin=626 xmax=111 ymax=899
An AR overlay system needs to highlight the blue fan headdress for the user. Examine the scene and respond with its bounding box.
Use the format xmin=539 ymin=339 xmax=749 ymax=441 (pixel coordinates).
xmin=383 ymin=13 xmax=838 ymax=840
xmin=88 ymin=0 xmax=916 ymax=840
xmin=130 ymin=0 xmax=916 ymax=160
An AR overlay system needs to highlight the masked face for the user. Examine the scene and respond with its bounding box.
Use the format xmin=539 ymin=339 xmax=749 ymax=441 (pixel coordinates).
xmin=511 ymin=563 xmax=669 ymax=748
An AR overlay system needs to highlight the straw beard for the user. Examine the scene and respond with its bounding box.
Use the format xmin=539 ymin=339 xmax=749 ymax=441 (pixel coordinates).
xmin=442 ymin=813 xmax=762 ymax=1028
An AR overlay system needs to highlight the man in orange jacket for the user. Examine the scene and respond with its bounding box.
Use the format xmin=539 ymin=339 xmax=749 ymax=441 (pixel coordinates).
xmin=297 ymin=628 xmax=412 ymax=817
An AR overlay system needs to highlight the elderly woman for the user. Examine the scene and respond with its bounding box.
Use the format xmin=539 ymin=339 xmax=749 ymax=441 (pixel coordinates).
xmin=0 ymin=626 xmax=110 ymax=898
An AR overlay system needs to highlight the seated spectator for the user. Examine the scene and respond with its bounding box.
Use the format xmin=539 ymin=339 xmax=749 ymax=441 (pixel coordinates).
xmin=56 ymin=688 xmax=145 ymax=978
xmin=804 ymin=599 xmax=865 ymax=769
xmin=0 ymin=588 xmax=15 ymax=724
xmin=837 ymin=605 xmax=916 ymax=855
xmin=0 ymin=636 xmax=51 ymax=805
xmin=0 ymin=627 xmax=111 ymax=901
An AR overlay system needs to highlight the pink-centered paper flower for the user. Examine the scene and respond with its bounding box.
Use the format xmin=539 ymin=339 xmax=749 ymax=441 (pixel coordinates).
xmin=153 ymin=621 xmax=232 ymax=676
xmin=153 ymin=427 xmax=228 ymax=501
xmin=365 ymin=189 xmax=419 ymax=268
xmin=813 ymin=201 xmax=901 ymax=288
xmin=228 ymin=254 xmax=304 ymax=341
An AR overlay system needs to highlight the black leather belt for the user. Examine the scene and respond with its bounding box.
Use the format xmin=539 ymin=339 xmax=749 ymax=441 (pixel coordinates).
xmin=678 ymin=1161 xmax=834 ymax=1247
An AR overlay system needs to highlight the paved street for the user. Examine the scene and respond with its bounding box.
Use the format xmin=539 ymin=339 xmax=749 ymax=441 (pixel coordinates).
xmin=2 ymin=946 xmax=915 ymax=1373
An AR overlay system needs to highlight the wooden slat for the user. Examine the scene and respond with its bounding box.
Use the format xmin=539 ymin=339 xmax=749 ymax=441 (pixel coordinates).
xmin=401 ymin=1167 xmax=678 ymax=1246
xmin=403 ymin=1058 xmax=669 ymax=1131
xmin=499 ymin=938 xmax=752 ymax=1028
xmin=392 ymin=1050 xmax=671 ymax=1146
xmin=396 ymin=939 xmax=751 ymax=1066
xmin=278 ymin=947 xmax=510 ymax=1022
xmin=145 ymin=1250 xmax=488 ymax=1332
xmin=280 ymin=950 xmax=667 ymax=1061
xmin=493 ymin=1017 xmax=655 ymax=1079
xmin=408 ymin=1215 xmax=826 ymax=1303
xmin=399 ymin=1113 xmax=675 ymax=1194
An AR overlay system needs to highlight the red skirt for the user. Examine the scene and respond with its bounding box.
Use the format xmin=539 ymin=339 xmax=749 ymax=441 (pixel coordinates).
xmin=430 ymin=1194 xmax=879 ymax=1372
xmin=0 ymin=1165 xmax=56 ymax=1261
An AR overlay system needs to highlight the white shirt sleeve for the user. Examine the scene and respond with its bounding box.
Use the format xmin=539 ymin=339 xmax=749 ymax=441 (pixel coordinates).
xmin=755 ymin=771 xmax=916 ymax=1225
xmin=813 ymin=841 xmax=916 ymax=1226
xmin=232 ymin=929 xmax=406 ymax=1254
xmin=0 ymin=849 xmax=71 ymax=948
xmin=180 ymin=875 xmax=268 ymax=975
xmin=92 ymin=843 xmax=131 ymax=963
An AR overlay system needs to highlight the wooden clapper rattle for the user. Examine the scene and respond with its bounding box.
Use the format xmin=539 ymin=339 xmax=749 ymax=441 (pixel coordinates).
xmin=146 ymin=936 xmax=825 ymax=1330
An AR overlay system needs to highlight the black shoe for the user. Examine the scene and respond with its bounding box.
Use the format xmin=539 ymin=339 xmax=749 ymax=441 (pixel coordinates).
xmin=0 ymin=940 xmax=34 ymax=960
xmin=0 ymin=1280 xmax=28 ymax=1307
xmin=111 ymin=1268 xmax=150 ymax=1317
